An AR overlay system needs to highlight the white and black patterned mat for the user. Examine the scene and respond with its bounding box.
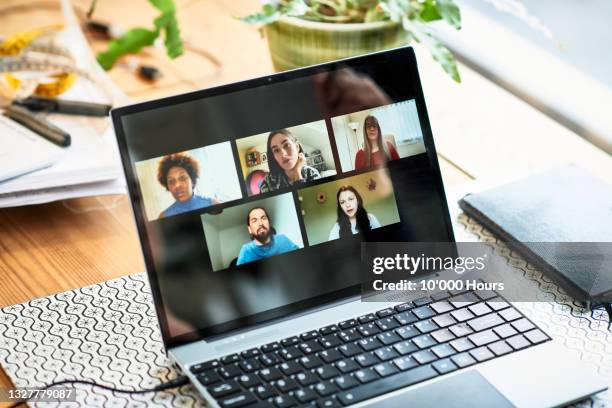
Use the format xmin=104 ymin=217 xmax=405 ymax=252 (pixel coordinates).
xmin=0 ymin=214 xmax=610 ymax=406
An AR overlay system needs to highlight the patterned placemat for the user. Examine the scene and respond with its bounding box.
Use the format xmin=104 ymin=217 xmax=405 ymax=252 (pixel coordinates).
xmin=0 ymin=214 xmax=610 ymax=407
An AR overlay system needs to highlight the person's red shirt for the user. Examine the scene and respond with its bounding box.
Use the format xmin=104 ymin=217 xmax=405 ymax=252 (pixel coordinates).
xmin=354 ymin=142 xmax=400 ymax=170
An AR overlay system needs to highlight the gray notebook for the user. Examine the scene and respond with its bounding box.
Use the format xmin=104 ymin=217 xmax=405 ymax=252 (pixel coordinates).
xmin=459 ymin=164 xmax=612 ymax=303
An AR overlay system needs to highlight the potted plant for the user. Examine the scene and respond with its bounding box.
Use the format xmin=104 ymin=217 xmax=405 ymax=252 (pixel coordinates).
xmin=242 ymin=0 xmax=462 ymax=82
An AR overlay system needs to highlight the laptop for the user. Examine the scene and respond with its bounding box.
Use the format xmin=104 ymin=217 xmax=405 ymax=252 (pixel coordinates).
xmin=111 ymin=47 xmax=606 ymax=407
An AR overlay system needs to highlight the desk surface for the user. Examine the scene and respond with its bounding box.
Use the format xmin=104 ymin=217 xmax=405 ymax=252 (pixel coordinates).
xmin=0 ymin=0 xmax=610 ymax=398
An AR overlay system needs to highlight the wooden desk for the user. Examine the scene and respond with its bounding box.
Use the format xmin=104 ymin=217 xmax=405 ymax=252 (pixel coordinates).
xmin=0 ymin=0 xmax=609 ymax=400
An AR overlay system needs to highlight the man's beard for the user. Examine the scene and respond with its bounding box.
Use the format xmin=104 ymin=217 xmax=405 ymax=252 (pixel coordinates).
xmin=254 ymin=227 xmax=271 ymax=244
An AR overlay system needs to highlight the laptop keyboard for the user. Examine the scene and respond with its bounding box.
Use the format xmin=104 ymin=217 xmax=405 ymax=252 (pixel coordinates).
xmin=189 ymin=289 xmax=549 ymax=407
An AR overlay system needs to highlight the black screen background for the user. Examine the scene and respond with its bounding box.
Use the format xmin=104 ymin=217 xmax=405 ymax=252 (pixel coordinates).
xmin=113 ymin=48 xmax=455 ymax=347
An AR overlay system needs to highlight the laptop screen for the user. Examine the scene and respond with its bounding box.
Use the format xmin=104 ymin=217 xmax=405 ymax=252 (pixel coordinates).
xmin=112 ymin=47 xmax=454 ymax=348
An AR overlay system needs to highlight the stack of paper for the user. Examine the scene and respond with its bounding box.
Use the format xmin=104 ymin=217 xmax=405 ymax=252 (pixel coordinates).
xmin=0 ymin=0 xmax=129 ymax=207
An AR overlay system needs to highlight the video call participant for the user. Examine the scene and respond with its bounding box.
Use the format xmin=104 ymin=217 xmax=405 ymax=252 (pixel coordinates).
xmin=329 ymin=185 xmax=381 ymax=240
xmin=354 ymin=115 xmax=399 ymax=170
xmin=259 ymin=129 xmax=320 ymax=193
xmin=157 ymin=153 xmax=220 ymax=218
xmin=237 ymin=207 xmax=299 ymax=265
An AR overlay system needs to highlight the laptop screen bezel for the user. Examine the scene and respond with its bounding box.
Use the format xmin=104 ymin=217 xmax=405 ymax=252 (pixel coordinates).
xmin=111 ymin=46 xmax=456 ymax=349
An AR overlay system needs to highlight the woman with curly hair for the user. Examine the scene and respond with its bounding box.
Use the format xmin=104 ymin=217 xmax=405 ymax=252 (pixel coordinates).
xmin=328 ymin=185 xmax=381 ymax=240
xmin=259 ymin=129 xmax=320 ymax=193
xmin=157 ymin=152 xmax=219 ymax=218
xmin=354 ymin=115 xmax=399 ymax=170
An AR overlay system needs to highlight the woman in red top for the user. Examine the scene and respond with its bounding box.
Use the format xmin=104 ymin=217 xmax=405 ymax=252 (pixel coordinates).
xmin=354 ymin=115 xmax=399 ymax=170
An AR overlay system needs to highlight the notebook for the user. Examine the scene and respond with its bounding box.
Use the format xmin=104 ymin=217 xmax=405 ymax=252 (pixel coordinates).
xmin=0 ymin=115 xmax=63 ymax=183
xmin=459 ymin=164 xmax=612 ymax=303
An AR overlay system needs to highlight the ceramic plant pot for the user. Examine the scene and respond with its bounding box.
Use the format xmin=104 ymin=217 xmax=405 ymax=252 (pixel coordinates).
xmin=264 ymin=16 xmax=407 ymax=71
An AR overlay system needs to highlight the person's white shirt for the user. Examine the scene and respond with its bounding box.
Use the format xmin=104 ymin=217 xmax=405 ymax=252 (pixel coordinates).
xmin=328 ymin=213 xmax=381 ymax=240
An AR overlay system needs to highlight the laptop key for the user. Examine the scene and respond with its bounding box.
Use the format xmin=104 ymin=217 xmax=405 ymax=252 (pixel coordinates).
xmin=318 ymin=398 xmax=341 ymax=407
xmin=468 ymin=329 xmax=500 ymax=346
xmin=469 ymin=347 xmax=495 ymax=362
xmin=336 ymin=365 xmax=437 ymax=406
xmin=294 ymin=388 xmax=317 ymax=403
xmin=507 ymin=334 xmax=530 ymax=350
xmin=338 ymin=343 xmax=361 ymax=357
xmin=357 ymin=323 xmax=381 ymax=337
xmin=274 ymin=378 xmax=299 ymax=393
xmin=354 ymin=368 xmax=379 ymax=383
xmin=335 ymin=358 xmax=359 ymax=373
xmin=412 ymin=306 xmax=434 ymax=319
xmin=374 ymin=346 xmax=399 ymax=361
xmin=451 ymin=352 xmax=477 ymax=368
xmin=376 ymin=317 xmax=399 ymax=331
xmin=335 ymin=374 xmax=359 ymax=390
xmin=191 ymin=359 xmax=220 ymax=374
xmin=448 ymin=323 xmax=474 ymax=337
xmin=392 ymin=356 xmax=418 ymax=371
xmin=432 ymin=313 xmax=457 ymax=328
xmin=208 ymin=380 xmax=240 ymax=398
xmin=493 ymin=323 xmax=518 ymax=339
xmin=281 ymin=336 xmax=300 ymax=347
xmin=413 ymin=296 xmax=432 ymax=306
xmin=449 ymin=293 xmax=479 ymax=308
xmin=319 ymin=335 xmax=342 ymax=349
xmin=299 ymin=355 xmax=323 ymax=369
xmin=468 ymin=302 xmax=493 ymax=316
xmin=357 ymin=337 xmax=383 ymax=351
xmin=524 ymin=329 xmax=548 ymax=344
xmin=272 ymin=394 xmax=297 ymax=408
xmin=450 ymin=338 xmax=475 ymax=352
xmin=319 ymin=349 xmax=343 ymax=363
xmin=355 ymin=352 xmax=379 ymax=367
xmin=431 ymin=291 xmax=451 ymax=301
xmin=197 ymin=370 xmax=221 ymax=385
xmin=219 ymin=390 xmax=257 ymax=408
xmin=261 ymin=342 xmax=280 ymax=353
xmin=487 ymin=298 xmax=510 ymax=311
xmin=511 ymin=318 xmax=536 ymax=333
xmin=395 ymin=326 xmax=419 ymax=340
xmin=450 ymin=308 xmax=475 ymax=322
xmin=301 ymin=330 xmax=320 ymax=340
xmin=295 ymin=371 xmax=319 ymax=386
xmin=488 ymin=340 xmax=513 ymax=356
xmin=299 ymin=340 xmax=322 ymax=354
xmin=338 ymin=329 xmax=361 ymax=343
xmin=431 ymin=343 xmax=456 ymax=359
xmin=376 ymin=308 xmax=395 ymax=318
xmin=475 ymin=289 xmax=498 ymax=300
xmin=499 ymin=308 xmax=522 ymax=322
xmin=315 ymin=365 xmax=340 ymax=380
xmin=221 ymin=354 xmax=240 ymax=365
xmin=430 ymin=301 xmax=454 ymax=314
xmin=237 ymin=373 xmax=261 ymax=388
xmin=374 ymin=362 xmax=399 ymax=377
xmin=279 ymin=361 xmax=302 ymax=376
xmin=241 ymin=348 xmax=261 ymax=359
xmin=415 ymin=319 xmax=439 ymax=334
xmin=278 ymin=348 xmax=301 ymax=361
xmin=412 ymin=334 xmax=436 ymax=349
xmin=259 ymin=353 xmax=280 ymax=366
xmin=412 ymin=350 xmax=436 ymax=364
xmin=358 ymin=313 xmax=377 ymax=324
xmin=219 ymin=364 xmax=241 ymax=379
xmin=313 ymin=381 xmax=337 ymax=397
xmin=254 ymin=384 xmax=277 ymax=399
xmin=238 ymin=359 xmax=259 ymax=372
xmin=377 ymin=331 xmax=401 ymax=345
xmin=467 ymin=313 xmax=504 ymax=332
xmin=394 ymin=302 xmax=413 ymax=313
xmin=393 ymin=340 xmax=418 ymax=355
xmin=320 ymin=324 xmax=339 ymax=335
xmin=259 ymin=367 xmax=283 ymax=381
xmin=431 ymin=328 xmax=455 ymax=343
xmin=394 ymin=311 xmax=417 ymax=325
xmin=339 ymin=319 xmax=357 ymax=329
xmin=432 ymin=358 xmax=458 ymax=374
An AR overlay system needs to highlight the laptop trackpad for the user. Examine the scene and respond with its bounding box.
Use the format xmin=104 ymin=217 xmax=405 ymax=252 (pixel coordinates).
xmin=368 ymin=370 xmax=515 ymax=408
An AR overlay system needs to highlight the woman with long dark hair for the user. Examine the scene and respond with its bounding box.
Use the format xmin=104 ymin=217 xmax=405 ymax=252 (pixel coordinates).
xmin=259 ymin=129 xmax=320 ymax=193
xmin=354 ymin=115 xmax=399 ymax=170
xmin=328 ymin=185 xmax=381 ymax=240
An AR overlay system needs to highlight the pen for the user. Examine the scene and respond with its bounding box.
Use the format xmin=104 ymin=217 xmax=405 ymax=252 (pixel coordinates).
xmin=4 ymin=105 xmax=71 ymax=147
xmin=13 ymin=96 xmax=112 ymax=117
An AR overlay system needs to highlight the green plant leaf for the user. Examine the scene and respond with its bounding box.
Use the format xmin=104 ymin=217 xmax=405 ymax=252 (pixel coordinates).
xmin=377 ymin=0 xmax=411 ymax=22
xmin=402 ymin=17 xmax=460 ymax=82
xmin=240 ymin=3 xmax=281 ymax=25
xmin=96 ymin=28 xmax=159 ymax=70
xmin=154 ymin=11 xmax=184 ymax=59
xmin=149 ymin=0 xmax=176 ymax=13
xmin=435 ymin=0 xmax=461 ymax=29
xmin=283 ymin=0 xmax=309 ymax=16
xmin=420 ymin=0 xmax=442 ymax=22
